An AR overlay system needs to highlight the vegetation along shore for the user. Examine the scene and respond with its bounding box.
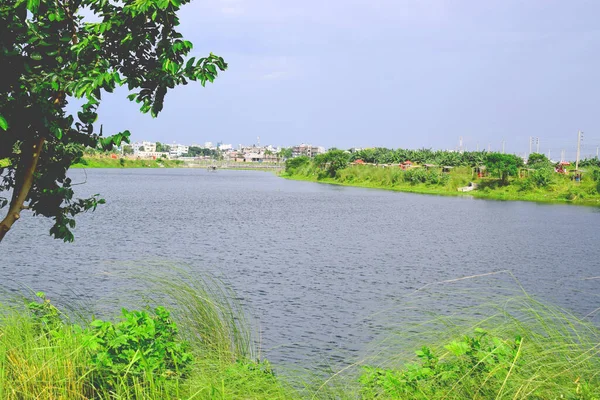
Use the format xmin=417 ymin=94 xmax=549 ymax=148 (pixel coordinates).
xmin=1 ymin=272 xmax=599 ymax=399
xmin=282 ymin=148 xmax=600 ymax=206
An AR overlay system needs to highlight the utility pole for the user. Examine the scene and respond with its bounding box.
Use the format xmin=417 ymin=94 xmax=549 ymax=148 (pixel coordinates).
xmin=476 ymin=143 xmax=479 ymax=151
xmin=596 ymin=145 xmax=599 ymax=159
xmin=459 ymin=136 xmax=463 ymax=154
xmin=548 ymin=149 xmax=551 ymax=160
xmin=488 ymin=143 xmax=491 ymax=152
xmin=536 ymin=137 xmax=540 ymax=153
xmin=529 ymin=136 xmax=532 ymax=155
xmin=575 ymin=130 xmax=583 ymax=170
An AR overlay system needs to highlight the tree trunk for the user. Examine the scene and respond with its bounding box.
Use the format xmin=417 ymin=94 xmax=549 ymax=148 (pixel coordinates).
xmin=0 ymin=136 xmax=45 ymax=242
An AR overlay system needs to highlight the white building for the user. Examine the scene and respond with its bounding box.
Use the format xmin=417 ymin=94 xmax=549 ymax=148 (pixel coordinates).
xmin=135 ymin=151 xmax=169 ymax=159
xmin=131 ymin=141 xmax=156 ymax=155
xmin=169 ymin=144 xmax=189 ymax=157
xmin=292 ymin=144 xmax=325 ymax=158
xmin=219 ymin=144 xmax=233 ymax=151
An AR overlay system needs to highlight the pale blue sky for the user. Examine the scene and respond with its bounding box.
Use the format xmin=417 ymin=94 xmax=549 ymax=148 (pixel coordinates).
xmin=97 ymin=0 xmax=600 ymax=159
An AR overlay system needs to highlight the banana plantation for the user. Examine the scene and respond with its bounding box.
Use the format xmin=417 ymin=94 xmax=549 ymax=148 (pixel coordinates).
xmin=349 ymin=148 xmax=488 ymax=166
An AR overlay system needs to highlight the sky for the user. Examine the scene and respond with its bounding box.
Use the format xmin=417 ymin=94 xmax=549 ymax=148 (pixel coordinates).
xmin=96 ymin=0 xmax=600 ymax=159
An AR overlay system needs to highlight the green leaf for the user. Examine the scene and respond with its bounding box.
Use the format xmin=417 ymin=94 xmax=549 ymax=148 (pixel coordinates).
xmin=445 ymin=341 xmax=469 ymax=357
xmin=26 ymin=0 xmax=40 ymax=12
xmin=0 ymin=115 xmax=7 ymax=131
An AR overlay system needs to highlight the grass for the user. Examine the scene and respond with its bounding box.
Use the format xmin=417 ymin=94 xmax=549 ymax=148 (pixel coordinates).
xmin=71 ymin=156 xmax=185 ymax=169
xmin=1 ymin=270 xmax=598 ymax=399
xmin=0 ymin=270 xmax=295 ymax=399
xmin=283 ymin=164 xmax=600 ymax=206
xmin=339 ymin=271 xmax=600 ymax=399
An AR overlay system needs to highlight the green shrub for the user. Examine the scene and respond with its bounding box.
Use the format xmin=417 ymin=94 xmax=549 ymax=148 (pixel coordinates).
xmin=285 ymin=156 xmax=310 ymax=174
xmin=360 ymin=328 xmax=522 ymax=399
xmin=425 ymin=171 xmax=450 ymax=185
xmin=83 ymin=307 xmax=193 ymax=385
xmin=530 ymin=167 xmax=553 ymax=187
xmin=403 ymin=168 xmax=428 ymax=184
xmin=26 ymin=293 xmax=192 ymax=389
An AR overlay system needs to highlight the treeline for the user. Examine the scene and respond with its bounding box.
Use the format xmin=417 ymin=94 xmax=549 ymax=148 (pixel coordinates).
xmin=286 ymin=150 xmax=526 ymax=183
xmin=349 ymin=148 xmax=489 ymax=167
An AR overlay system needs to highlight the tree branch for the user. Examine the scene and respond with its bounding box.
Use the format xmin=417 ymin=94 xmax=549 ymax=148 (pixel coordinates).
xmin=0 ymin=136 xmax=45 ymax=242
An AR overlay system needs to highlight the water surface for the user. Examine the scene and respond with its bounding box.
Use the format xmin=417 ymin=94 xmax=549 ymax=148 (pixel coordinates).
xmin=1 ymin=169 xmax=599 ymax=366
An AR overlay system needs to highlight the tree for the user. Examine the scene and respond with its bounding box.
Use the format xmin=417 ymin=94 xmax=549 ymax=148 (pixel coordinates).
xmin=527 ymin=152 xmax=550 ymax=168
xmin=285 ymin=156 xmax=310 ymax=174
xmin=185 ymin=146 xmax=217 ymax=158
xmin=278 ymin=147 xmax=292 ymax=160
xmin=156 ymin=142 xmax=171 ymax=152
xmin=313 ymin=149 xmax=350 ymax=178
xmin=0 ymin=0 xmax=227 ymax=242
xmin=122 ymin=145 xmax=133 ymax=155
xmin=484 ymin=153 xmax=523 ymax=184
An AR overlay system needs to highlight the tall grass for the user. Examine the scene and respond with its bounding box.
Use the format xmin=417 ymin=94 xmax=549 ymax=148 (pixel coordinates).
xmin=318 ymin=271 xmax=600 ymax=399
xmin=0 ymin=271 xmax=295 ymax=399
xmin=287 ymin=163 xmax=600 ymax=205
xmin=1 ymin=269 xmax=598 ymax=399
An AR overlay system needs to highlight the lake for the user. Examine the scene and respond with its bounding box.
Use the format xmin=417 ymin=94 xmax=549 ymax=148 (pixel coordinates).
xmin=1 ymin=169 xmax=599 ymax=367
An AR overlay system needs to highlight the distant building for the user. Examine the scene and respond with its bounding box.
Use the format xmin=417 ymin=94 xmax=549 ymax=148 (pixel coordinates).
xmin=244 ymin=152 xmax=263 ymax=162
xmin=132 ymin=141 xmax=156 ymax=155
xmin=169 ymin=144 xmax=189 ymax=157
xmin=292 ymin=144 xmax=324 ymax=158
xmin=135 ymin=151 xmax=169 ymax=159
xmin=219 ymin=144 xmax=233 ymax=151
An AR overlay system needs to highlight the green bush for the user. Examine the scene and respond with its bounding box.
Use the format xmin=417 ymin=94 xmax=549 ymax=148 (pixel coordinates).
xmin=403 ymin=168 xmax=428 ymax=184
xmin=84 ymin=307 xmax=193 ymax=385
xmin=26 ymin=293 xmax=192 ymax=389
xmin=530 ymin=167 xmax=553 ymax=187
xmin=285 ymin=156 xmax=310 ymax=174
xmin=425 ymin=170 xmax=450 ymax=185
xmin=360 ymin=328 xmax=522 ymax=399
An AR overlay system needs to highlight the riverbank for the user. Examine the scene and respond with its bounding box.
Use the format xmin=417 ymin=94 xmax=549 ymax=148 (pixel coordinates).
xmin=282 ymin=165 xmax=600 ymax=206
xmin=2 ymin=274 xmax=599 ymax=399
xmin=71 ymin=156 xmax=185 ymax=168
xmin=71 ymin=156 xmax=284 ymax=171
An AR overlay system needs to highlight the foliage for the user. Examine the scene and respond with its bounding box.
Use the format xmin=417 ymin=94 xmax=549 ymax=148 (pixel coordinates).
xmin=71 ymin=156 xmax=184 ymax=168
xmin=526 ymin=152 xmax=550 ymax=167
xmin=279 ymin=147 xmax=293 ymax=159
xmin=349 ymin=147 xmax=488 ymax=167
xmin=529 ymin=167 xmax=554 ymax=187
xmin=285 ymin=155 xmax=311 ymax=174
xmin=403 ymin=168 xmax=428 ymax=184
xmin=1 ymin=273 xmax=294 ymax=399
xmin=579 ymin=158 xmax=600 ymax=168
xmin=155 ymin=142 xmax=171 ymax=153
xmin=27 ymin=291 xmax=63 ymax=331
xmin=285 ymin=162 xmax=600 ymax=205
xmin=84 ymin=307 xmax=193 ymax=385
xmin=0 ymin=0 xmax=227 ymax=241
xmin=313 ymin=149 xmax=350 ymax=178
xmin=122 ymin=144 xmax=134 ymax=155
xmin=184 ymin=146 xmax=219 ymax=158
xmin=484 ymin=153 xmax=523 ymax=184
xmin=360 ymin=328 xmax=523 ymax=399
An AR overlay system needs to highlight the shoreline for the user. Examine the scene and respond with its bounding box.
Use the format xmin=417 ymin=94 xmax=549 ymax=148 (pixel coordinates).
xmin=281 ymin=173 xmax=600 ymax=207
